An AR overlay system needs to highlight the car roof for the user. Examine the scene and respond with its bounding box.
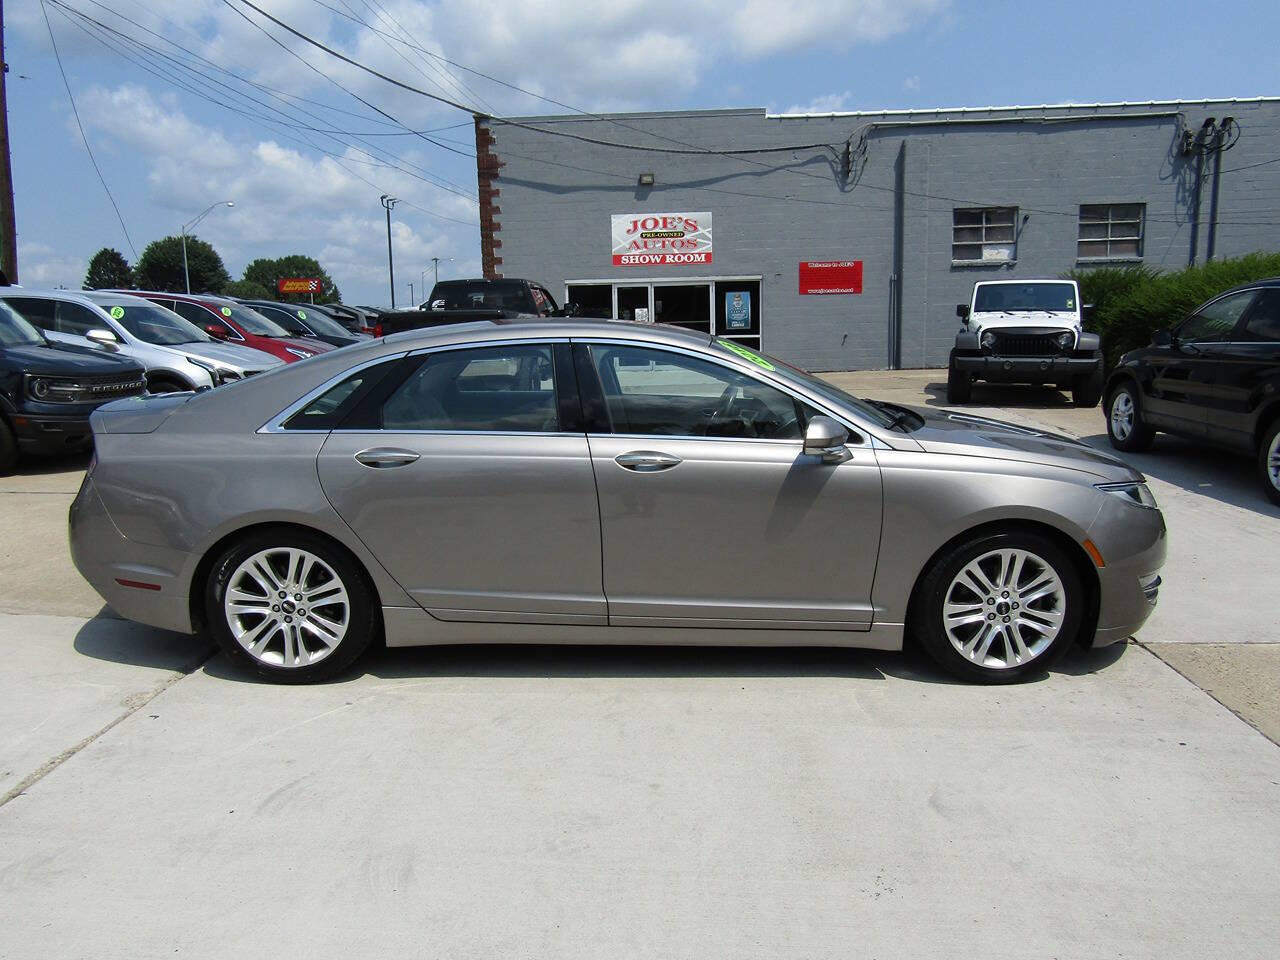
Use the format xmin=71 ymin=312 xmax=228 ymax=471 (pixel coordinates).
xmin=1219 ymin=276 xmax=1280 ymax=295
xmin=117 ymin=289 xmax=235 ymax=305
xmin=0 ymin=287 xmax=158 ymax=309
xmin=380 ymin=317 xmax=714 ymax=350
xmin=973 ymin=278 xmax=1076 ymax=286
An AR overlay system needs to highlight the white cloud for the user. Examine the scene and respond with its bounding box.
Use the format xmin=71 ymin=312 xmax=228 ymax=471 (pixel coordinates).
xmin=782 ymin=91 xmax=855 ymax=115
xmin=18 ymin=242 xmax=86 ymax=289
xmin=904 ymin=75 xmax=921 ymax=91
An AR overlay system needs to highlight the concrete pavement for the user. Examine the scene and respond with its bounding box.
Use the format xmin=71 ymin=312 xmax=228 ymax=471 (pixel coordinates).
xmin=0 ymin=373 xmax=1277 ymax=958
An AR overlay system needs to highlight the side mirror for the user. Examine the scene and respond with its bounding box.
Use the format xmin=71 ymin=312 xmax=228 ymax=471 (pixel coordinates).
xmin=956 ymin=303 xmax=970 ymax=323
xmin=204 ymin=323 xmax=228 ymax=341
xmin=1082 ymin=304 xmax=1097 ymax=321
xmin=803 ymin=415 xmax=852 ymax=463
xmin=85 ymin=328 xmax=119 ymax=350
xmin=1151 ymin=328 xmax=1173 ymax=348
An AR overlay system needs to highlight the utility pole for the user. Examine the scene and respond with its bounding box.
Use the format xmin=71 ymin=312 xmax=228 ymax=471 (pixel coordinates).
xmin=431 ymin=256 xmax=452 ymax=284
xmin=408 ymin=281 xmax=414 ymax=306
xmin=381 ymin=194 xmax=397 ymax=308
xmin=0 ymin=0 xmax=20 ymax=283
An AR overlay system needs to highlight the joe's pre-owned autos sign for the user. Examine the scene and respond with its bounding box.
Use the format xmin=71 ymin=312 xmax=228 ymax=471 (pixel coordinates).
xmin=612 ymin=212 xmax=712 ymax=266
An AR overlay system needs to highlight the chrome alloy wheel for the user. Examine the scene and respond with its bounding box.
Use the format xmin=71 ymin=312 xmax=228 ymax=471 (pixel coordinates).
xmin=1109 ymin=390 xmax=1135 ymax=441
xmin=942 ymin=548 xmax=1066 ymax=669
xmin=223 ymin=548 xmax=351 ymax=668
xmin=1268 ymin=431 xmax=1280 ymax=493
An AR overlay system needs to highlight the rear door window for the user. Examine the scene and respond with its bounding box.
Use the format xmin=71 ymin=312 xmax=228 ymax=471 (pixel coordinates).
xmin=379 ymin=344 xmax=559 ymax=432
xmin=1241 ymin=290 xmax=1280 ymax=343
xmin=4 ymin=297 xmax=56 ymax=331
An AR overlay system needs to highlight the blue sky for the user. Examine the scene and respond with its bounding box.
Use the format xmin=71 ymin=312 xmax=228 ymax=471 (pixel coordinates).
xmin=6 ymin=0 xmax=1277 ymax=306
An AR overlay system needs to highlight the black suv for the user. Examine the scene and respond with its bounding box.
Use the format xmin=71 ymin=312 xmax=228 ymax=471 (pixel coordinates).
xmin=1104 ymin=278 xmax=1280 ymax=504
xmin=0 ymin=299 xmax=147 ymax=473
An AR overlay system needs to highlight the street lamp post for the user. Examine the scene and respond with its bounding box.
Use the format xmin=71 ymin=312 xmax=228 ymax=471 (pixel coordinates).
xmin=408 ymin=281 xmax=414 ymax=306
xmin=181 ymin=200 xmax=234 ymax=294
xmin=380 ymin=194 xmax=398 ymax=308
xmin=431 ymin=256 xmax=453 ymax=284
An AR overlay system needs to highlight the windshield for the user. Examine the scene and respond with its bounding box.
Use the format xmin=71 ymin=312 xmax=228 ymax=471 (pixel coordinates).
xmin=221 ymin=304 xmax=290 ymax=337
xmin=429 ymin=280 xmax=538 ymax=313
xmin=712 ymin=339 xmax=897 ymax=428
xmin=974 ymin=283 xmax=1077 ymax=312
xmin=106 ymin=302 xmax=210 ymax=345
xmin=288 ymin=306 xmax=351 ymax=339
xmin=0 ymin=301 xmax=44 ymax=347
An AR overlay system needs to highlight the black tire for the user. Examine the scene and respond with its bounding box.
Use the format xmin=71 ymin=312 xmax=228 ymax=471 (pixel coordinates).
xmin=1259 ymin=419 xmax=1280 ymax=507
xmin=912 ymin=530 xmax=1084 ymax=684
xmin=1105 ymin=381 xmax=1155 ymax=453
xmin=146 ymin=376 xmax=192 ymax=395
xmin=0 ymin=416 xmax=16 ymax=475
xmin=205 ymin=529 xmax=378 ymax=683
xmin=946 ymin=356 xmax=972 ymax=404
xmin=1071 ymin=361 xmax=1104 ymax=408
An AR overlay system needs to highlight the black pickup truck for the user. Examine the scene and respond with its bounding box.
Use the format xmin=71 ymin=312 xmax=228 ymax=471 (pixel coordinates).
xmin=0 ymin=299 xmax=147 ymax=473
xmin=376 ymin=278 xmax=571 ymax=337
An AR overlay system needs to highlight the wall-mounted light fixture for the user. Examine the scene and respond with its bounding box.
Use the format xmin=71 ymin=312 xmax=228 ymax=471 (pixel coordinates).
xmin=638 ymin=172 xmax=655 ymax=186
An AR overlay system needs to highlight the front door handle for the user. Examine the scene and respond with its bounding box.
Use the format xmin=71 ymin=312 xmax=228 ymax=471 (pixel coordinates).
xmin=354 ymin=447 xmax=420 ymax=468
xmin=615 ymin=451 xmax=682 ymax=472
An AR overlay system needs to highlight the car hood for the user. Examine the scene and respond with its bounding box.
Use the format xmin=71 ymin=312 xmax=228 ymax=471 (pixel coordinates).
xmin=903 ymin=405 xmax=1141 ymax=482
xmin=970 ymin=310 xmax=1081 ymax=333
xmin=274 ymin=337 xmax=335 ymax=356
xmin=2 ymin=342 xmax=142 ymax=376
xmin=179 ymin=340 xmax=283 ymax=370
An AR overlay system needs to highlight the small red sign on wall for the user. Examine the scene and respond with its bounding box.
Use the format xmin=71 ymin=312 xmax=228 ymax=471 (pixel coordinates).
xmin=799 ymin=260 xmax=863 ymax=295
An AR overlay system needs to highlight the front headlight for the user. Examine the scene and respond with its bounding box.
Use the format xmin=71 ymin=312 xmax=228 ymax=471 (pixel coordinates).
xmin=30 ymin=377 xmax=50 ymax=399
xmin=980 ymin=331 xmax=997 ymax=350
xmin=285 ymin=347 xmax=314 ymax=359
xmin=1096 ymin=481 xmax=1159 ymax=510
xmin=187 ymin=356 xmax=221 ymax=385
xmin=1056 ymin=331 xmax=1075 ymax=351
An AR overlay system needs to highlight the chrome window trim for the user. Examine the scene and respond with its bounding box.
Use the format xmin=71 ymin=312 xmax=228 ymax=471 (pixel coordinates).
xmin=573 ymin=336 xmax=890 ymax=446
xmin=257 ymin=352 xmax=410 ymax=433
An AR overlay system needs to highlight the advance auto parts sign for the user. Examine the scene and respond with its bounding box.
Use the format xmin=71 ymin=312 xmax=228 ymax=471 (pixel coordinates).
xmin=612 ymin=212 xmax=712 ymax=267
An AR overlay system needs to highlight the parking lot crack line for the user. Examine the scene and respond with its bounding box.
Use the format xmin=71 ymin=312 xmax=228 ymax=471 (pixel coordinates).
xmin=0 ymin=654 xmax=214 ymax=810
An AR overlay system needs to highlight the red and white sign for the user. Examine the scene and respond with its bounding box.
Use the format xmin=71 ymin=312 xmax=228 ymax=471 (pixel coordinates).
xmin=611 ymin=212 xmax=712 ymax=267
xmin=798 ymin=260 xmax=863 ymax=295
xmin=277 ymin=277 xmax=325 ymax=295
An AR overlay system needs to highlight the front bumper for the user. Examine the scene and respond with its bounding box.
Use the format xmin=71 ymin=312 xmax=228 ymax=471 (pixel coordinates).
xmin=1086 ymin=497 xmax=1168 ymax=647
xmin=953 ymin=354 xmax=1100 ymax=383
xmin=11 ymin=412 xmax=94 ymax=456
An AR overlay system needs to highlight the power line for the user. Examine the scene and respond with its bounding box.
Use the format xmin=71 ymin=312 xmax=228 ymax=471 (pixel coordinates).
xmin=39 ymin=0 xmax=137 ymax=256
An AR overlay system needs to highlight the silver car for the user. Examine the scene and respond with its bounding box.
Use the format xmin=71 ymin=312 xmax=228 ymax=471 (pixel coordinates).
xmin=70 ymin=321 xmax=1166 ymax=684
xmin=0 ymin=290 xmax=282 ymax=391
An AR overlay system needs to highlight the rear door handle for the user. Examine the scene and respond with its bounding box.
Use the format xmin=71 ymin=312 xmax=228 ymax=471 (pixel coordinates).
xmin=354 ymin=447 xmax=420 ymax=468
xmin=615 ymin=451 xmax=682 ymax=472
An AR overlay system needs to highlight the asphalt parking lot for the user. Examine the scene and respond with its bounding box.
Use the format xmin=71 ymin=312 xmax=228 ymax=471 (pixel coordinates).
xmin=1 ymin=370 xmax=1277 ymax=959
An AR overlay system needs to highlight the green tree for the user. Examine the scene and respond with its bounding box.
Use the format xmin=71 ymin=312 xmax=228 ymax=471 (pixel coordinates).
xmin=223 ymin=279 xmax=273 ymax=300
xmin=242 ymin=254 xmax=342 ymax=304
xmin=83 ymin=247 xmax=134 ymax=290
xmin=134 ymin=235 xmax=230 ymax=294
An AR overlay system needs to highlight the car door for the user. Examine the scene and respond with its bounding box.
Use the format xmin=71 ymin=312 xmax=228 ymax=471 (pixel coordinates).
xmin=577 ymin=341 xmax=883 ymax=630
xmin=315 ymin=341 xmax=606 ymax=624
xmin=1146 ymin=290 xmax=1257 ymax=436
xmin=1202 ymin=288 xmax=1280 ymax=450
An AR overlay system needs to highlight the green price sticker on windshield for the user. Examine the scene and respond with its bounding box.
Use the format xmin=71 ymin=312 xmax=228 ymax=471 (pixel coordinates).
xmin=297 ymin=310 xmax=307 ymax=320
xmin=220 ymin=306 xmax=233 ymax=317
xmin=109 ymin=306 xmax=125 ymax=320
xmin=718 ymin=339 xmax=775 ymax=371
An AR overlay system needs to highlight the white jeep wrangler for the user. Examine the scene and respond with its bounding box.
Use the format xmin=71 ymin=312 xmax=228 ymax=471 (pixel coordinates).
xmin=947 ymin=278 xmax=1104 ymax=407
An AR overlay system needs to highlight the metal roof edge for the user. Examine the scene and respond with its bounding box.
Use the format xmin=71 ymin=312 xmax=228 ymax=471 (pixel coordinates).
xmin=765 ymin=96 xmax=1280 ymax=119
xmin=495 ymin=108 xmax=766 ymax=124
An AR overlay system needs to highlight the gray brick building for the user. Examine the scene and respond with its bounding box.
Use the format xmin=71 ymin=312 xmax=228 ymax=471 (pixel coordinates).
xmin=475 ymin=98 xmax=1280 ymax=371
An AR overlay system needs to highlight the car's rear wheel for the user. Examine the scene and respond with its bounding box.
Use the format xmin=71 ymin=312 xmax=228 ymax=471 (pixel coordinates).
xmin=1106 ymin=382 xmax=1155 ymax=452
xmin=0 ymin=416 xmax=16 ymax=475
xmin=946 ymin=356 xmax=972 ymax=404
xmin=1259 ymin=419 xmax=1280 ymax=506
xmin=205 ymin=531 xmax=377 ymax=683
xmin=913 ymin=530 xmax=1083 ymax=684
xmin=1071 ymin=362 xmax=1104 ymax=408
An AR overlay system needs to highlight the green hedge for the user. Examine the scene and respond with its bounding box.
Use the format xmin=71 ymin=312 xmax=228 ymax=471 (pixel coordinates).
xmin=1067 ymin=252 xmax=1280 ymax=366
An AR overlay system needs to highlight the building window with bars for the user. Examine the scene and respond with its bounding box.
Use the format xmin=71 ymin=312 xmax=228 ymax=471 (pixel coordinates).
xmin=952 ymin=207 xmax=1017 ymax=263
xmin=1077 ymin=204 xmax=1144 ymax=260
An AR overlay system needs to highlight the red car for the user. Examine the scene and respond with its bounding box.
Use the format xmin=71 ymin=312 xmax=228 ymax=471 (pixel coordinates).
xmin=123 ymin=292 xmax=334 ymax=364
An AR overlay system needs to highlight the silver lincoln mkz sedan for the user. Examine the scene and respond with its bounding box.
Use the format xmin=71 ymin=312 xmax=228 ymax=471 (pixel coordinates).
xmin=70 ymin=320 xmax=1166 ymax=684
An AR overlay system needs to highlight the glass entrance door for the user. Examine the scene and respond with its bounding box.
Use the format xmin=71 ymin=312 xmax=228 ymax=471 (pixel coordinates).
xmin=617 ymin=286 xmax=651 ymax=323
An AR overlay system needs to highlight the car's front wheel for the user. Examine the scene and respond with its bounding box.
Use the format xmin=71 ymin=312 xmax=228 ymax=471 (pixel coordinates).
xmin=1259 ymin=419 xmax=1280 ymax=506
xmin=946 ymin=355 xmax=972 ymax=403
xmin=206 ymin=530 xmax=377 ymax=683
xmin=0 ymin=417 xmax=16 ymax=475
xmin=1106 ymin=382 xmax=1155 ymax=452
xmin=913 ymin=530 xmax=1084 ymax=683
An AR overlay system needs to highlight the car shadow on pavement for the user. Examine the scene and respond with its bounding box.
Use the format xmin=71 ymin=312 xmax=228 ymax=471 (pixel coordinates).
xmin=921 ymin=380 xmax=1073 ymax=409
xmin=4 ymin=451 xmax=92 ymax=478
xmin=72 ymin=608 xmax=216 ymax=674
xmin=1074 ymin=432 xmax=1279 ymax=517
xmin=194 ymin=636 xmax=1129 ymax=687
